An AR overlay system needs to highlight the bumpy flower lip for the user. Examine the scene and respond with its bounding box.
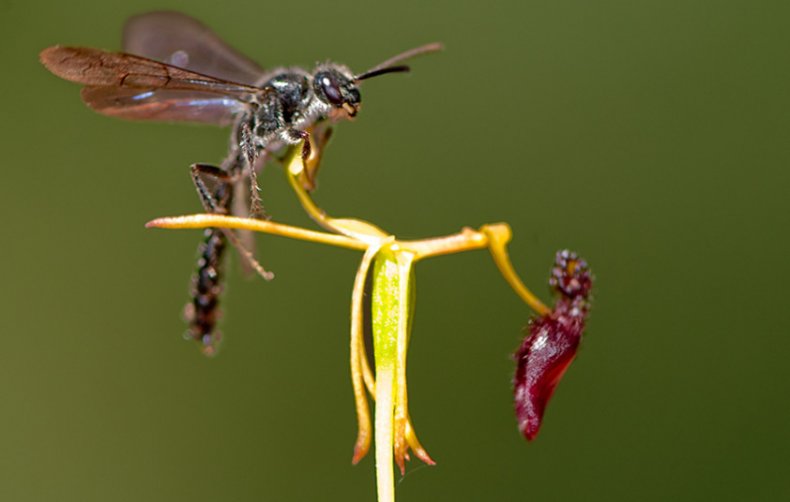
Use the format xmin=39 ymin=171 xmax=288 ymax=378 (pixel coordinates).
xmin=550 ymin=249 xmax=592 ymax=300
xmin=514 ymin=311 xmax=584 ymax=440
xmin=514 ymin=250 xmax=591 ymax=441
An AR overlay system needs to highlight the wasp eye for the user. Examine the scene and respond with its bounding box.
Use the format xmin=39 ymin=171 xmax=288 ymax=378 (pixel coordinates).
xmin=318 ymin=74 xmax=345 ymax=106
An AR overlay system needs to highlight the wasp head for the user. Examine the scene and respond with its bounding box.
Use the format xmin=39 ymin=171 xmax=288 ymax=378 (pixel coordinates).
xmin=313 ymin=66 xmax=361 ymax=118
xmin=311 ymin=43 xmax=442 ymax=120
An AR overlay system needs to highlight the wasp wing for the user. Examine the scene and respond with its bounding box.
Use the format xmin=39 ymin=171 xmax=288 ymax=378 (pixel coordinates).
xmin=123 ymin=11 xmax=265 ymax=86
xmin=40 ymin=46 xmax=261 ymax=124
xmin=79 ymin=87 xmax=244 ymax=125
xmin=40 ymin=46 xmax=259 ymax=94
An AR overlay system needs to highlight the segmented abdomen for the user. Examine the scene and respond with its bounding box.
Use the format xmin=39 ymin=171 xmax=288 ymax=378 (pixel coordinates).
xmin=184 ymin=227 xmax=227 ymax=356
xmin=184 ymin=179 xmax=233 ymax=357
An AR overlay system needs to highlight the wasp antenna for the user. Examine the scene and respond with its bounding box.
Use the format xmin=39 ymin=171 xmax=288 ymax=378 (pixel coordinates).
xmin=359 ymin=42 xmax=443 ymax=79
xmin=355 ymin=65 xmax=410 ymax=81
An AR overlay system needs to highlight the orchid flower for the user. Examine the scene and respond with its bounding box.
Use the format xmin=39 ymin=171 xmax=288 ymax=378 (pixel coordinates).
xmin=147 ymin=140 xmax=592 ymax=501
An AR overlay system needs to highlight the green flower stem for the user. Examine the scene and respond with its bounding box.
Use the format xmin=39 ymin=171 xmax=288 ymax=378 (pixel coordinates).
xmin=371 ymin=246 xmax=405 ymax=502
xmin=351 ymin=239 xmax=390 ymax=464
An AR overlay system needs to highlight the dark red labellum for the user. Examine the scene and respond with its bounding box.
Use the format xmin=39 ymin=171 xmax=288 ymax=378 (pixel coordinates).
xmin=514 ymin=312 xmax=584 ymax=440
xmin=513 ymin=250 xmax=592 ymax=440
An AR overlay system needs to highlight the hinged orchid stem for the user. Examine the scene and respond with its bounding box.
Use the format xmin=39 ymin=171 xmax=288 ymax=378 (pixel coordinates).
xmin=481 ymin=224 xmax=551 ymax=316
xmin=286 ymin=142 xmax=389 ymax=243
xmin=285 ymin=154 xmax=333 ymax=232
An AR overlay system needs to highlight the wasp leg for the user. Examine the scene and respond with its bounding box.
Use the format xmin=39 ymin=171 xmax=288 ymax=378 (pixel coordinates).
xmin=240 ymin=122 xmax=265 ymax=219
xmin=189 ymin=163 xmax=273 ymax=281
xmin=281 ymin=128 xmax=311 ymax=159
xmin=190 ymin=163 xmax=233 ymax=213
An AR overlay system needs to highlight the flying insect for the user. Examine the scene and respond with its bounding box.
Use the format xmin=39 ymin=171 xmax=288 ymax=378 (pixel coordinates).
xmin=40 ymin=11 xmax=441 ymax=355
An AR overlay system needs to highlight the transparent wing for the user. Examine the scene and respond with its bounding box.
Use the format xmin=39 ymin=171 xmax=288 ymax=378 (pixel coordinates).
xmin=123 ymin=11 xmax=265 ymax=86
xmin=80 ymin=86 xmax=244 ymax=125
xmin=40 ymin=46 xmax=259 ymax=96
xmin=41 ymin=45 xmax=260 ymax=125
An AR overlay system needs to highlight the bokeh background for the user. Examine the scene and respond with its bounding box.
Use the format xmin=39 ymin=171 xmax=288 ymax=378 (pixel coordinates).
xmin=2 ymin=0 xmax=789 ymax=500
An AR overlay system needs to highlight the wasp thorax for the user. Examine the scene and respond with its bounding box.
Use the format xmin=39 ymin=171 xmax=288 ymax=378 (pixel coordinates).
xmin=268 ymin=73 xmax=311 ymax=115
xmin=313 ymin=68 xmax=361 ymax=116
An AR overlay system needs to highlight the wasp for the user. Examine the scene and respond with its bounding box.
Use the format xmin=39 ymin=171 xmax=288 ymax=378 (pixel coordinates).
xmin=40 ymin=11 xmax=441 ymax=355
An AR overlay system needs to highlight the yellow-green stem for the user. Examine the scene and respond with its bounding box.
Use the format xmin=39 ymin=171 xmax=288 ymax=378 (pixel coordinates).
xmin=371 ymin=248 xmax=402 ymax=502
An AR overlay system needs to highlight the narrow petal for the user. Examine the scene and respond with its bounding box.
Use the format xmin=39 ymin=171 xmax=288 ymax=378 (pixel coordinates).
xmin=350 ymin=242 xmax=385 ymax=464
xmin=405 ymin=418 xmax=436 ymax=466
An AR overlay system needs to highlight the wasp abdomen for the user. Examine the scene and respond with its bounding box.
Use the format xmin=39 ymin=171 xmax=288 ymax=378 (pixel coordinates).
xmin=184 ymin=227 xmax=227 ymax=356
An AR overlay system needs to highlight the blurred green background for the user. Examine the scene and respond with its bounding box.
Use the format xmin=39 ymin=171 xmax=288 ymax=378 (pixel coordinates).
xmin=2 ymin=0 xmax=789 ymax=500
